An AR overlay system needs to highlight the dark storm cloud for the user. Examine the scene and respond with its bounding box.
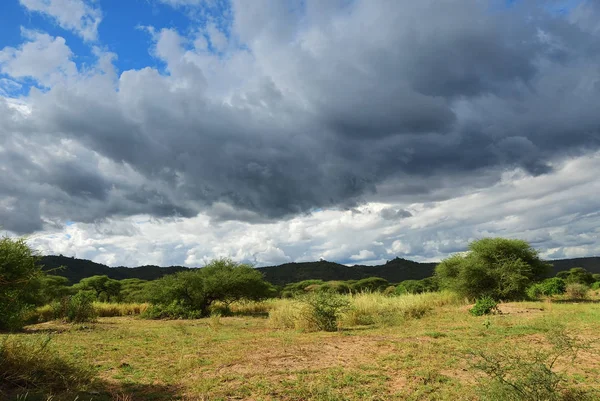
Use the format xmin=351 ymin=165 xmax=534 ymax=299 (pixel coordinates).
xmin=2 ymin=0 xmax=600 ymax=233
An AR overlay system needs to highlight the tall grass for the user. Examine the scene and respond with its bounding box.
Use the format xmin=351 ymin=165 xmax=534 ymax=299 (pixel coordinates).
xmin=94 ymin=302 xmax=149 ymax=317
xmin=268 ymin=291 xmax=465 ymax=331
xmin=27 ymin=302 xmax=150 ymax=324
xmin=0 ymin=335 xmax=93 ymax=396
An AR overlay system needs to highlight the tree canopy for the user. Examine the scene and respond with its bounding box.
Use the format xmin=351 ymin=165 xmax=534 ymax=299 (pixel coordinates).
xmin=0 ymin=237 xmax=45 ymax=330
xmin=145 ymin=258 xmax=275 ymax=316
xmin=435 ymin=238 xmax=550 ymax=301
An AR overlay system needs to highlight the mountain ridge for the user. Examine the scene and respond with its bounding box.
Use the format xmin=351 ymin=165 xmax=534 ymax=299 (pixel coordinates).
xmin=39 ymin=255 xmax=600 ymax=286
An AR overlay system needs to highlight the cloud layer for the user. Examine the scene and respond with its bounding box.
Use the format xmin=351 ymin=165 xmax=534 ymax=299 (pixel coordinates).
xmin=2 ymin=0 xmax=600 ymax=265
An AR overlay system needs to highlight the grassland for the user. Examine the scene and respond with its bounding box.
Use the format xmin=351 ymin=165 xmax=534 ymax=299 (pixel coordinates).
xmin=2 ymin=293 xmax=600 ymax=400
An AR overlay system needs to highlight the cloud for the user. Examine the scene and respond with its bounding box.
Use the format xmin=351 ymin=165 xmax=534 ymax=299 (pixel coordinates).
xmin=0 ymin=29 xmax=77 ymax=86
xmin=22 ymin=151 xmax=600 ymax=266
xmin=2 ymin=0 xmax=600 ymax=264
xmin=19 ymin=0 xmax=102 ymax=42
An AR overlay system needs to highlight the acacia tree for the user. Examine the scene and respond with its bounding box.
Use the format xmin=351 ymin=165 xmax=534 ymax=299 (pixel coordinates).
xmin=145 ymin=258 xmax=275 ymax=317
xmin=0 ymin=237 xmax=44 ymax=330
xmin=435 ymin=238 xmax=550 ymax=301
xmin=75 ymin=275 xmax=122 ymax=302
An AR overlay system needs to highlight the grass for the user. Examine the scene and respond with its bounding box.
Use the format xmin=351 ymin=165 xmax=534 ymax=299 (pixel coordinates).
xmin=0 ymin=335 xmax=94 ymax=398
xmin=27 ymin=302 xmax=150 ymax=324
xmin=268 ymin=291 xmax=465 ymax=330
xmin=2 ymin=293 xmax=599 ymax=400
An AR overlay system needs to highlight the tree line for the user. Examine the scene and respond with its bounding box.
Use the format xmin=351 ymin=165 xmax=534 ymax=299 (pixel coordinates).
xmin=2 ymin=236 xmax=600 ymax=330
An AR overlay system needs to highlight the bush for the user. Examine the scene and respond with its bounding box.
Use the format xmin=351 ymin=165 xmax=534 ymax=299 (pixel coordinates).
xmin=528 ymin=278 xmax=567 ymax=299
xmin=591 ymin=282 xmax=600 ymax=291
xmin=0 ymin=335 xmax=93 ymax=396
xmin=472 ymin=323 xmax=593 ymax=400
xmin=0 ymin=237 xmax=45 ymax=331
xmin=470 ymin=296 xmax=499 ymax=316
xmin=299 ymin=291 xmax=350 ymax=332
xmin=52 ymin=291 xmax=98 ymax=323
xmin=556 ymin=268 xmax=595 ymax=286
xmin=141 ymin=302 xmax=203 ymax=320
xmin=350 ymin=277 xmax=389 ymax=293
xmin=435 ymin=238 xmax=550 ymax=301
xmin=564 ymin=283 xmax=588 ymax=300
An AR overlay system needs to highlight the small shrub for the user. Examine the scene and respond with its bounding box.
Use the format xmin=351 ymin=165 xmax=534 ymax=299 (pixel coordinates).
xmin=591 ymin=282 xmax=600 ymax=290
xmin=472 ymin=323 xmax=594 ymax=400
xmin=51 ymin=292 xmax=98 ymax=323
xmin=564 ymin=283 xmax=589 ymax=300
xmin=299 ymin=291 xmax=350 ymax=332
xmin=141 ymin=302 xmax=203 ymax=320
xmin=528 ymin=278 xmax=567 ymax=300
xmin=469 ymin=296 xmax=499 ymax=316
xmin=0 ymin=335 xmax=93 ymax=395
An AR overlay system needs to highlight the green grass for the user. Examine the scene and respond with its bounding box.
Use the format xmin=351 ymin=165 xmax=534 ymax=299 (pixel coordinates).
xmin=2 ymin=294 xmax=599 ymax=400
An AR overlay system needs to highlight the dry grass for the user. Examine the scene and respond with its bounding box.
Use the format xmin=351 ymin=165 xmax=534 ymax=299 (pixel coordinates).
xmin=93 ymin=302 xmax=149 ymax=317
xmin=4 ymin=295 xmax=599 ymax=400
xmin=268 ymin=291 xmax=466 ymax=330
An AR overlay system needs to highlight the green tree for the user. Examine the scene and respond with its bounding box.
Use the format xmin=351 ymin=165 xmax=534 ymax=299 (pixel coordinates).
xmin=145 ymin=258 xmax=275 ymax=317
xmin=75 ymin=275 xmax=122 ymax=302
xmin=38 ymin=275 xmax=72 ymax=304
xmin=435 ymin=238 xmax=550 ymax=301
xmin=119 ymin=278 xmax=149 ymax=303
xmin=350 ymin=277 xmax=389 ymax=293
xmin=0 ymin=237 xmax=45 ymax=330
xmin=556 ymin=267 xmax=595 ymax=286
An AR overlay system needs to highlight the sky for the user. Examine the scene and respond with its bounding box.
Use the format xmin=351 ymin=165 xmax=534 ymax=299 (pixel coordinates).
xmin=1 ymin=0 xmax=600 ymax=267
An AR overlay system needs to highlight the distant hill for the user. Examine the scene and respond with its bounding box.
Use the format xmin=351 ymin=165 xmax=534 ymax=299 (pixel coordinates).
xmin=40 ymin=255 xmax=187 ymax=283
xmin=258 ymin=258 xmax=437 ymax=286
xmin=39 ymin=255 xmax=600 ymax=285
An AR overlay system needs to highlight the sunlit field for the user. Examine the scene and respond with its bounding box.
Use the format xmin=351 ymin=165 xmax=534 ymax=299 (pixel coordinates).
xmin=3 ymin=293 xmax=599 ymax=400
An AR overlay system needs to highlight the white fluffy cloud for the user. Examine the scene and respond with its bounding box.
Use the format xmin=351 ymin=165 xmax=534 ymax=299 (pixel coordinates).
xmin=0 ymin=29 xmax=77 ymax=86
xmin=19 ymin=0 xmax=102 ymax=41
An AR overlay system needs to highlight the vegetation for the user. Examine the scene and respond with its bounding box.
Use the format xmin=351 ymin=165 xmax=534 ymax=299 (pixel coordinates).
xmin=0 ymin=335 xmax=93 ymax=396
xmin=2 ymin=236 xmax=599 ymax=398
xmin=528 ymin=277 xmax=567 ymax=299
xmin=144 ymin=258 xmax=275 ymax=317
xmin=51 ymin=291 xmax=98 ymax=323
xmin=469 ymin=296 xmax=500 ymax=316
xmin=472 ymin=323 xmax=593 ymax=400
xmin=0 ymin=237 xmax=45 ymax=331
xmin=435 ymin=238 xmax=551 ymax=301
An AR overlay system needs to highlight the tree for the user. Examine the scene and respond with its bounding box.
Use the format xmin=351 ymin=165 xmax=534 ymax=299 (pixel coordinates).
xmin=75 ymin=275 xmax=122 ymax=302
xmin=556 ymin=267 xmax=595 ymax=286
xmin=145 ymin=258 xmax=275 ymax=317
xmin=350 ymin=277 xmax=389 ymax=293
xmin=0 ymin=237 xmax=45 ymax=330
xmin=435 ymin=238 xmax=551 ymax=301
xmin=38 ymin=275 xmax=72 ymax=304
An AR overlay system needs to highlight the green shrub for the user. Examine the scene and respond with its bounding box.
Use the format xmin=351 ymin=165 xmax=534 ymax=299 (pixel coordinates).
xmin=0 ymin=335 xmax=93 ymax=396
xmin=299 ymin=291 xmax=350 ymax=332
xmin=528 ymin=278 xmax=567 ymax=299
xmin=472 ymin=323 xmax=594 ymax=400
xmin=141 ymin=302 xmax=203 ymax=320
xmin=52 ymin=291 xmax=98 ymax=323
xmin=350 ymin=277 xmax=389 ymax=293
xmin=564 ymin=283 xmax=588 ymax=300
xmin=0 ymin=237 xmax=45 ymax=331
xmin=469 ymin=296 xmax=499 ymax=316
